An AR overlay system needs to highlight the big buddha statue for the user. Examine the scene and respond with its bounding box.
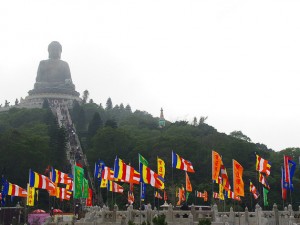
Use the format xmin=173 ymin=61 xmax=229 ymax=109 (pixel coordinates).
xmin=29 ymin=41 xmax=79 ymax=96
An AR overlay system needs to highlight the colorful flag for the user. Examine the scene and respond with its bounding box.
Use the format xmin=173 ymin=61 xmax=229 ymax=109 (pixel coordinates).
xmin=220 ymin=162 xmax=231 ymax=191
xmin=281 ymin=166 xmax=287 ymax=200
xmin=212 ymin=151 xmax=222 ymax=181
xmin=94 ymin=160 xmax=105 ymax=181
xmin=172 ymin=151 xmax=195 ymax=173
xmin=249 ymin=181 xmax=259 ymax=199
xmin=139 ymin=154 xmax=164 ymax=189
xmin=259 ymin=173 xmax=270 ymax=189
xmin=128 ymin=191 xmax=134 ymax=204
xmin=288 ymin=158 xmax=296 ymax=191
xmin=102 ymin=167 xmax=115 ymax=181
xmin=155 ymin=191 xmax=163 ymax=199
xmin=29 ymin=170 xmax=56 ymax=194
xmin=114 ymin=157 xmax=140 ymax=184
xmin=73 ymin=165 xmax=84 ymax=199
xmin=86 ymin=188 xmax=93 ymax=206
xmin=196 ymin=191 xmax=208 ymax=201
xmin=55 ymin=187 xmax=72 ymax=201
xmin=263 ymin=187 xmax=269 ymax=206
xmin=157 ymin=157 xmax=166 ymax=178
xmin=219 ymin=183 xmax=224 ymax=200
xmin=107 ymin=180 xmax=124 ymax=193
xmin=185 ymin=172 xmax=192 ymax=192
xmin=100 ymin=179 xmax=108 ymax=188
xmin=256 ymin=155 xmax=271 ymax=176
xmin=3 ymin=182 xmax=27 ymax=198
xmin=176 ymin=187 xmax=185 ymax=205
xmin=232 ymin=160 xmax=244 ymax=197
xmin=213 ymin=192 xmax=219 ymax=199
xmin=164 ymin=190 xmax=167 ymax=201
xmin=26 ymin=184 xmax=35 ymax=206
xmin=50 ymin=168 xmax=72 ymax=185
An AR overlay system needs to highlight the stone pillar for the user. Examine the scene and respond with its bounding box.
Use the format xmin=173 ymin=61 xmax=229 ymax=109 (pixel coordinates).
xmin=212 ymin=204 xmax=218 ymax=222
xmin=229 ymin=207 xmax=235 ymax=225
xmin=146 ymin=204 xmax=152 ymax=223
xmin=166 ymin=203 xmax=173 ymax=223
xmin=244 ymin=207 xmax=249 ymax=225
xmin=112 ymin=204 xmax=118 ymax=222
xmin=273 ymin=204 xmax=279 ymax=225
xmin=255 ymin=204 xmax=262 ymax=225
xmin=127 ymin=204 xmax=134 ymax=222
xmin=189 ymin=213 xmax=194 ymax=225
xmin=288 ymin=204 xmax=295 ymax=224
xmin=191 ymin=204 xmax=196 ymax=221
xmin=121 ymin=215 xmax=126 ymax=225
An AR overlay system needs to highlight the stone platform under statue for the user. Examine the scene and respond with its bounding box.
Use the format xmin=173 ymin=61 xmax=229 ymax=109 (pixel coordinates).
xmin=22 ymin=41 xmax=81 ymax=108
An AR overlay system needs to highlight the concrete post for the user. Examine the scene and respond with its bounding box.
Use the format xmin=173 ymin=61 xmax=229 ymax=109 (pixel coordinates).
xmin=191 ymin=204 xmax=196 ymax=221
xmin=244 ymin=207 xmax=249 ymax=225
xmin=166 ymin=203 xmax=173 ymax=223
xmin=212 ymin=204 xmax=218 ymax=222
xmin=189 ymin=213 xmax=194 ymax=225
xmin=273 ymin=204 xmax=279 ymax=225
xmin=229 ymin=207 xmax=234 ymax=225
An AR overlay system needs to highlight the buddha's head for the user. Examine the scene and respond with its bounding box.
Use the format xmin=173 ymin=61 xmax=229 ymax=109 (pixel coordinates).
xmin=48 ymin=41 xmax=62 ymax=59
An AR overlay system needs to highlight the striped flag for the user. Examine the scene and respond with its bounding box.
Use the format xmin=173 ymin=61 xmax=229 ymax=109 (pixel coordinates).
xmin=172 ymin=151 xmax=195 ymax=173
xmin=29 ymin=170 xmax=56 ymax=195
xmin=114 ymin=157 xmax=140 ymax=184
xmin=249 ymin=181 xmax=259 ymax=199
xmin=256 ymin=155 xmax=271 ymax=176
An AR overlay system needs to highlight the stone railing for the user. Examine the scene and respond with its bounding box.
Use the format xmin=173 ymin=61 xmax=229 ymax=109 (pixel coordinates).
xmin=78 ymin=203 xmax=212 ymax=225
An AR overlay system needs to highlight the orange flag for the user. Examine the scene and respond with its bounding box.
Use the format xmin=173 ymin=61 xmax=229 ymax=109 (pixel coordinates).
xmin=185 ymin=172 xmax=192 ymax=192
xmin=233 ymin=159 xmax=244 ymax=197
xmin=212 ymin=151 xmax=222 ymax=181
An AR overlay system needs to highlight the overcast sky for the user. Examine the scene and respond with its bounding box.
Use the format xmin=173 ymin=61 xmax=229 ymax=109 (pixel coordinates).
xmin=0 ymin=0 xmax=299 ymax=151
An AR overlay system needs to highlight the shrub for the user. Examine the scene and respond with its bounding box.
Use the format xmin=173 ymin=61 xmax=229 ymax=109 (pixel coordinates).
xmin=152 ymin=214 xmax=167 ymax=225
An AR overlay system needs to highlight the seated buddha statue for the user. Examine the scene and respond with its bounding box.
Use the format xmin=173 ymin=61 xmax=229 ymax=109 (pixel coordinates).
xmin=30 ymin=41 xmax=78 ymax=96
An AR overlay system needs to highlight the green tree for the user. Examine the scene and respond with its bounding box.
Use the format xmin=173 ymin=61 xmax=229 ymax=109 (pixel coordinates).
xmin=82 ymin=90 xmax=90 ymax=104
xmin=88 ymin=112 xmax=103 ymax=139
xmin=106 ymin=97 xmax=113 ymax=110
xmin=230 ymin=130 xmax=252 ymax=142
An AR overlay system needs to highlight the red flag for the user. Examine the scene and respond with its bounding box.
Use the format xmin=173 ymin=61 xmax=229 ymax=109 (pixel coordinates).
xmin=86 ymin=188 xmax=93 ymax=206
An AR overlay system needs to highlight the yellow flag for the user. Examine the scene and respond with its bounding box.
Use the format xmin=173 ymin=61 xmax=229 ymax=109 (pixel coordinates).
xmin=185 ymin=172 xmax=192 ymax=192
xmin=100 ymin=179 xmax=108 ymax=188
xmin=157 ymin=157 xmax=165 ymax=189
xmin=219 ymin=183 xmax=224 ymax=200
xmin=157 ymin=157 xmax=165 ymax=178
xmin=26 ymin=184 xmax=35 ymax=206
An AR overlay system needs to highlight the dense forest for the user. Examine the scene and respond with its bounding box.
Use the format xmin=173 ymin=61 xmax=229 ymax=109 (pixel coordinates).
xmin=0 ymin=96 xmax=299 ymax=211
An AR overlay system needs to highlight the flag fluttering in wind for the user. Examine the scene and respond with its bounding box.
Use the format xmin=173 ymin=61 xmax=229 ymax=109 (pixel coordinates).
xmin=219 ymin=182 xmax=224 ymax=200
xmin=154 ymin=191 xmax=163 ymax=199
xmin=220 ymin=162 xmax=231 ymax=191
xmin=283 ymin=155 xmax=296 ymax=191
xmin=259 ymin=173 xmax=270 ymax=189
xmin=172 ymin=151 xmax=195 ymax=173
xmin=196 ymin=191 xmax=208 ymax=201
xmin=102 ymin=167 xmax=115 ymax=181
xmin=140 ymin=182 xmax=146 ymax=201
xmin=50 ymin=168 xmax=72 ymax=185
xmin=263 ymin=187 xmax=269 ymax=206
xmin=139 ymin=154 xmax=164 ymax=189
xmin=114 ymin=157 xmax=140 ymax=184
xmin=176 ymin=187 xmax=185 ymax=205
xmin=281 ymin=166 xmax=287 ymax=200
xmin=29 ymin=170 xmax=56 ymax=195
xmin=232 ymin=160 xmax=244 ymax=197
xmin=82 ymin=178 xmax=89 ymax=198
xmin=56 ymin=187 xmax=72 ymax=201
xmin=256 ymin=155 xmax=271 ymax=176
xmin=3 ymin=182 xmax=27 ymax=198
xmin=128 ymin=191 xmax=134 ymax=204
xmin=185 ymin=172 xmax=192 ymax=192
xmin=249 ymin=181 xmax=259 ymax=199
xmin=212 ymin=150 xmax=222 ymax=181
xmin=213 ymin=192 xmax=219 ymax=199
xmin=107 ymin=180 xmax=124 ymax=193
xmin=100 ymin=178 xmax=108 ymax=188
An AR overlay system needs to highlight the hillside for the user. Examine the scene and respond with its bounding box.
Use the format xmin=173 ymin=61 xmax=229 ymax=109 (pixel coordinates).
xmin=0 ymin=99 xmax=299 ymax=210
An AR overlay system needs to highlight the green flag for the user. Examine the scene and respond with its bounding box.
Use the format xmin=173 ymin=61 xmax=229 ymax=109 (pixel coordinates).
xmin=74 ymin=165 xmax=84 ymax=199
xmin=263 ymin=187 xmax=269 ymax=206
xmin=139 ymin=154 xmax=149 ymax=166
xmin=82 ymin=178 xmax=89 ymax=198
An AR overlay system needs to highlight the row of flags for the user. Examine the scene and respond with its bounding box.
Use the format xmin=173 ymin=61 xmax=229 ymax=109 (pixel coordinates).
xmin=0 ymin=150 xmax=297 ymax=208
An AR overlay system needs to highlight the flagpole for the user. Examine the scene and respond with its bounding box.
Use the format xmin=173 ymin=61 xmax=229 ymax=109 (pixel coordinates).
xmin=139 ymin=182 xmax=142 ymax=225
xmin=289 ymin=188 xmax=292 ymax=206
xmin=153 ymin=188 xmax=155 ymax=210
